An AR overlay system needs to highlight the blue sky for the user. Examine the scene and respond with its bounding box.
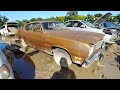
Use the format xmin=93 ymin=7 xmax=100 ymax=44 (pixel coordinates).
xmin=0 ymin=11 xmax=120 ymax=21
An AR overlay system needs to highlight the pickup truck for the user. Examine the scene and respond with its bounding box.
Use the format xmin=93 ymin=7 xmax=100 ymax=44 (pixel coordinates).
xmin=16 ymin=20 xmax=105 ymax=68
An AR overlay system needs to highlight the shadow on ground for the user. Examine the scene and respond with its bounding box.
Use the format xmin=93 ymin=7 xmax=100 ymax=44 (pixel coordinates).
xmin=115 ymin=40 xmax=120 ymax=45
xmin=50 ymin=58 xmax=76 ymax=79
xmin=115 ymin=55 xmax=120 ymax=70
xmin=13 ymin=50 xmax=38 ymax=79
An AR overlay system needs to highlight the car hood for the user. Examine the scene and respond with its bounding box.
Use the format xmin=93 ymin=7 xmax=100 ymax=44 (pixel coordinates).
xmin=93 ymin=12 xmax=112 ymax=25
xmin=67 ymin=27 xmax=104 ymax=34
xmin=47 ymin=30 xmax=105 ymax=45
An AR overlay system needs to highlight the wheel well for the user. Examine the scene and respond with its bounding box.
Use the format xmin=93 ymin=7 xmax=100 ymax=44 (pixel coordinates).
xmin=52 ymin=46 xmax=73 ymax=62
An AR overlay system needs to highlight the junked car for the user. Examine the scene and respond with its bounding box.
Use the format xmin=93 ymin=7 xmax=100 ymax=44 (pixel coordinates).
xmin=16 ymin=20 xmax=105 ymax=68
xmin=0 ymin=22 xmax=20 ymax=36
xmin=0 ymin=43 xmax=15 ymax=79
xmin=64 ymin=13 xmax=118 ymax=44
xmin=96 ymin=22 xmax=120 ymax=36
xmin=0 ymin=25 xmax=15 ymax=36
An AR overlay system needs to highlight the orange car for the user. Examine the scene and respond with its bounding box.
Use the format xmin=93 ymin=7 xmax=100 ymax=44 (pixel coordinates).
xmin=17 ymin=20 xmax=105 ymax=68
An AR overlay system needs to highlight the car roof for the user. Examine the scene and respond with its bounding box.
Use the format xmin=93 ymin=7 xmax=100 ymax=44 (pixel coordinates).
xmin=67 ymin=20 xmax=83 ymax=21
xmin=29 ymin=20 xmax=59 ymax=24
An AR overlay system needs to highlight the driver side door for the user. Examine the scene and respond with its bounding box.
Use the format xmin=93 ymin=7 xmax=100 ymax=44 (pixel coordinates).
xmin=24 ymin=23 xmax=45 ymax=51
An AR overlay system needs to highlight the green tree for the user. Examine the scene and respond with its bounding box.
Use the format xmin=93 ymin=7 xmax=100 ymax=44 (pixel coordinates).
xmin=107 ymin=16 xmax=118 ymax=22
xmin=76 ymin=15 xmax=86 ymax=20
xmin=94 ymin=13 xmax=102 ymax=17
xmin=67 ymin=11 xmax=78 ymax=16
xmin=36 ymin=17 xmax=43 ymax=21
xmin=21 ymin=19 xmax=29 ymax=26
xmin=116 ymin=14 xmax=120 ymax=23
xmin=29 ymin=18 xmax=37 ymax=22
xmin=16 ymin=20 xmax=22 ymax=27
xmin=46 ymin=17 xmax=56 ymax=21
xmin=0 ymin=15 xmax=9 ymax=26
xmin=65 ymin=11 xmax=78 ymax=21
xmin=56 ymin=16 xmax=65 ymax=22
xmin=85 ymin=14 xmax=96 ymax=23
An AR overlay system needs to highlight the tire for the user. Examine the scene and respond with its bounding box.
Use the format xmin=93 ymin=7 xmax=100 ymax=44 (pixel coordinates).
xmin=53 ymin=48 xmax=72 ymax=67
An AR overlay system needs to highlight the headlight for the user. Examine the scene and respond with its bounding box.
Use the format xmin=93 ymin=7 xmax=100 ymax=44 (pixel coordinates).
xmin=0 ymin=64 xmax=10 ymax=79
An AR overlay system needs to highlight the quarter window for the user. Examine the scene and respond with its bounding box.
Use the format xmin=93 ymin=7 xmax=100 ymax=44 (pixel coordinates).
xmin=25 ymin=24 xmax=32 ymax=30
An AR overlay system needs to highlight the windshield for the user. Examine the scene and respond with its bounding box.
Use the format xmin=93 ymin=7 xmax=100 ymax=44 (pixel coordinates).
xmin=81 ymin=20 xmax=95 ymax=28
xmin=42 ymin=22 xmax=66 ymax=31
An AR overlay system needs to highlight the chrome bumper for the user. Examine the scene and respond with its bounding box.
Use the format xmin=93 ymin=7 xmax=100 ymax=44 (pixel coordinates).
xmin=82 ymin=44 xmax=105 ymax=68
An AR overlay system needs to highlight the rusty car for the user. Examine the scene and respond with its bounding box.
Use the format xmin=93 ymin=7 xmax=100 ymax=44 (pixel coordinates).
xmin=16 ymin=20 xmax=105 ymax=68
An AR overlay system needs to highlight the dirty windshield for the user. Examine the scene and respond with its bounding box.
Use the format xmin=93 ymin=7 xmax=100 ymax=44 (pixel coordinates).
xmin=42 ymin=22 xmax=66 ymax=31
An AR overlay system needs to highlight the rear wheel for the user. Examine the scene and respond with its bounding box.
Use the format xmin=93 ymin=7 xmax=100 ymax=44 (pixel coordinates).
xmin=53 ymin=48 xmax=72 ymax=67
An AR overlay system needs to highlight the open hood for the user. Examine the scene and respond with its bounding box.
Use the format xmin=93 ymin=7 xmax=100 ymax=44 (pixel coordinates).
xmin=93 ymin=12 xmax=112 ymax=25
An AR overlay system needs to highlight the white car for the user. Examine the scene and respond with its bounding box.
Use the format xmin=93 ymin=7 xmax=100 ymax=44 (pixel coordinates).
xmin=0 ymin=43 xmax=15 ymax=79
xmin=64 ymin=13 xmax=118 ymax=44
xmin=0 ymin=25 xmax=15 ymax=36
xmin=64 ymin=20 xmax=117 ymax=44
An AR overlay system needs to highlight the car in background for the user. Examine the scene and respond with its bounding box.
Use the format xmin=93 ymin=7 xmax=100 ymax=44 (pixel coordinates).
xmin=0 ymin=22 xmax=20 ymax=36
xmin=0 ymin=43 xmax=15 ymax=79
xmin=0 ymin=25 xmax=15 ymax=36
xmin=98 ymin=22 xmax=120 ymax=36
xmin=93 ymin=12 xmax=120 ymax=36
xmin=17 ymin=20 xmax=105 ymax=68
xmin=64 ymin=13 xmax=118 ymax=44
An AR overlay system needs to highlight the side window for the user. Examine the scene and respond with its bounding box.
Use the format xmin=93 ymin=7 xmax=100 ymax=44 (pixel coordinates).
xmin=64 ymin=21 xmax=73 ymax=27
xmin=25 ymin=23 xmax=41 ymax=31
xmin=73 ymin=21 xmax=83 ymax=27
xmin=31 ymin=23 xmax=40 ymax=31
xmin=25 ymin=24 xmax=32 ymax=30
xmin=42 ymin=22 xmax=55 ymax=30
xmin=42 ymin=22 xmax=48 ymax=30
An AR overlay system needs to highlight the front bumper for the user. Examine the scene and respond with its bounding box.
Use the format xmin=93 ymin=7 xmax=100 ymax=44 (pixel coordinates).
xmin=82 ymin=44 xmax=105 ymax=68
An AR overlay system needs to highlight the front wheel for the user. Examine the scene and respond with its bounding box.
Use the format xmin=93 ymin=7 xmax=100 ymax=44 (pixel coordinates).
xmin=53 ymin=48 xmax=72 ymax=67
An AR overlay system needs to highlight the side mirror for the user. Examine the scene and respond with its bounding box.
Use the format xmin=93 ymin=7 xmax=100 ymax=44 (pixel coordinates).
xmin=80 ymin=25 xmax=86 ymax=28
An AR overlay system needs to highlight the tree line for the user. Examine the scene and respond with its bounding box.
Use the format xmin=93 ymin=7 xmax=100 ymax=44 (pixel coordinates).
xmin=0 ymin=11 xmax=120 ymax=27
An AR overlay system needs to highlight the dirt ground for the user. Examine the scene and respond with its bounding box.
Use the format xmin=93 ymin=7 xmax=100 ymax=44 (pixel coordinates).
xmin=0 ymin=36 xmax=120 ymax=79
